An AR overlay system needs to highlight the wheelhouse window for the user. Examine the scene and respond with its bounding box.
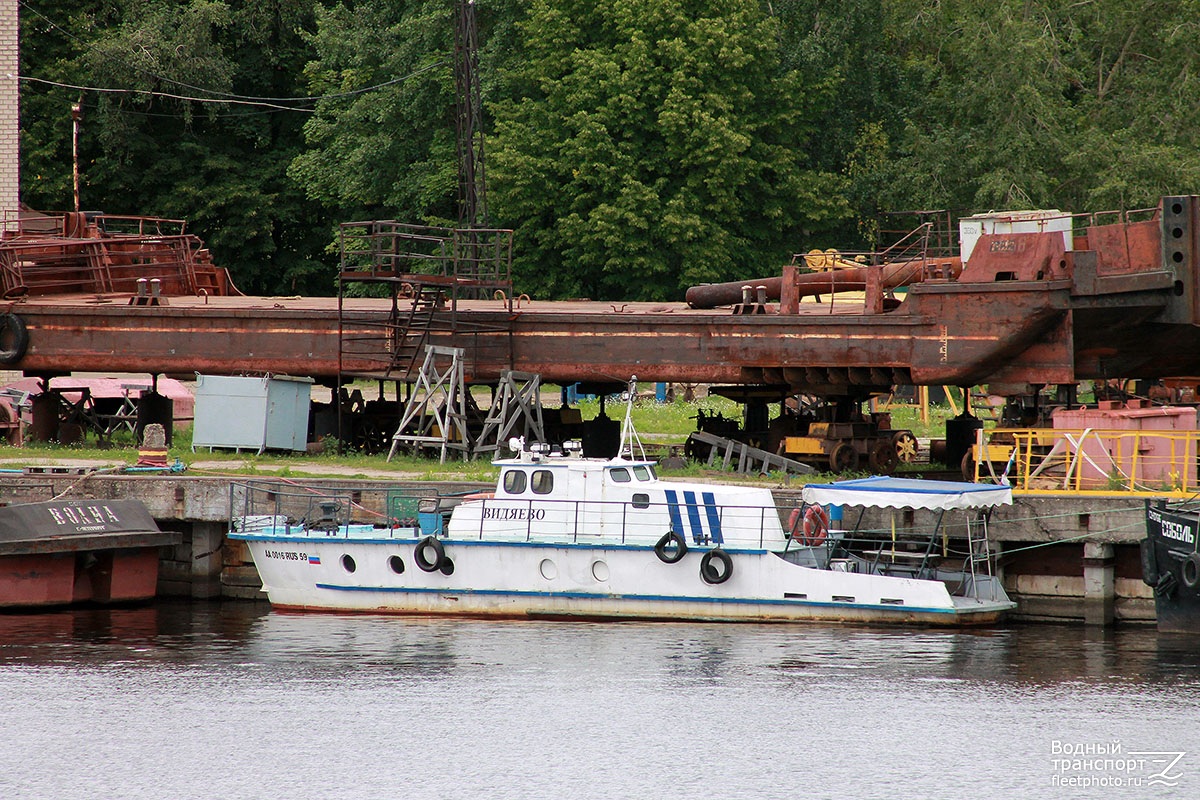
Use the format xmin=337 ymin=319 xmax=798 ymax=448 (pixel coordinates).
xmin=633 ymin=466 xmax=652 ymax=481
xmin=503 ymin=470 xmax=527 ymax=494
xmin=609 ymin=468 xmax=631 ymax=483
xmin=531 ymin=470 xmax=554 ymax=495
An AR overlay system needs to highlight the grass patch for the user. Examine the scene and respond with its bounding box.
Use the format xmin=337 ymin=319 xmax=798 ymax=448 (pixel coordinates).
xmin=0 ymin=394 xmax=968 ymax=484
xmin=573 ymin=393 xmax=744 ymax=440
xmin=882 ymin=403 xmax=959 ymax=439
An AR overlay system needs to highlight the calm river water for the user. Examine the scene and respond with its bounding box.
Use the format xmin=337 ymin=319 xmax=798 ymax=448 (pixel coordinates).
xmin=1 ymin=601 xmax=1199 ymax=799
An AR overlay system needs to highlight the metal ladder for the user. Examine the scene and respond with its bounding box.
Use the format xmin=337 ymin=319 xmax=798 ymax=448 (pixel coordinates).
xmin=964 ymin=512 xmax=995 ymax=596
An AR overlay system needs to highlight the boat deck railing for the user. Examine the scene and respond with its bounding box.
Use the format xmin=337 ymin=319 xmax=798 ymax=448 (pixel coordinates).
xmin=970 ymin=426 xmax=1200 ymax=496
xmin=228 ymin=480 xmax=790 ymax=548
xmin=229 ymin=481 xmax=434 ymax=539
xmin=453 ymin=495 xmax=784 ymax=548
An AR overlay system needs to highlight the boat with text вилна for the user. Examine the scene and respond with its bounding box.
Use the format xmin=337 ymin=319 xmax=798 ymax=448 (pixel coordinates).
xmin=0 ymin=499 xmax=179 ymax=608
xmin=228 ymin=447 xmax=1016 ymax=626
xmin=1142 ymin=500 xmax=1200 ymax=633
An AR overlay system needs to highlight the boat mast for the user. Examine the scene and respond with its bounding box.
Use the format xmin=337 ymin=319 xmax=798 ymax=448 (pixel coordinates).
xmin=619 ymin=376 xmax=647 ymax=460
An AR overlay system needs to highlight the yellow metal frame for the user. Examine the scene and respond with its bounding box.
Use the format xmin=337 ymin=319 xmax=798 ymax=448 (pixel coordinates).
xmin=970 ymin=426 xmax=1200 ymax=496
xmin=781 ymin=436 xmax=826 ymax=456
xmin=871 ymin=386 xmax=1000 ymax=424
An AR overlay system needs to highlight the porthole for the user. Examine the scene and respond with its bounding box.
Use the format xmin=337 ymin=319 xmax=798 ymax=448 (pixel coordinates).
xmin=592 ymin=560 xmax=610 ymax=582
xmin=388 ymin=555 xmax=405 ymax=574
xmin=632 ymin=493 xmax=650 ymax=509
xmin=539 ymin=558 xmax=557 ymax=580
xmin=341 ymin=554 xmax=357 ymax=573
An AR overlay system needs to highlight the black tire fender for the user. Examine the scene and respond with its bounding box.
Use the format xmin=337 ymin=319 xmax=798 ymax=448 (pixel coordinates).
xmin=414 ymin=536 xmax=445 ymax=573
xmin=1140 ymin=539 xmax=1159 ymax=587
xmin=654 ymin=530 xmax=688 ymax=564
xmin=1182 ymin=552 xmax=1200 ymax=590
xmin=700 ymin=548 xmax=733 ymax=585
xmin=0 ymin=313 xmax=29 ymax=365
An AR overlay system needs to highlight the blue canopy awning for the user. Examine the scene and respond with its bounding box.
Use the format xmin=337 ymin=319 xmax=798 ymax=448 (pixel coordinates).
xmin=801 ymin=476 xmax=1012 ymax=510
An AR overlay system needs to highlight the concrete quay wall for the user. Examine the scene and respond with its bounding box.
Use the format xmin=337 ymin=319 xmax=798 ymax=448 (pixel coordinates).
xmin=0 ymin=475 xmax=1161 ymax=625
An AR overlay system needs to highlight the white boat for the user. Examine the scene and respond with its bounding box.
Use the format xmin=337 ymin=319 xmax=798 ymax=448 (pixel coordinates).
xmin=228 ymin=446 xmax=1016 ymax=626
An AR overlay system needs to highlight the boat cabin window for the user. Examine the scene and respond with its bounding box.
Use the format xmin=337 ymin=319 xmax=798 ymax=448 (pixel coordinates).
xmin=531 ymin=470 xmax=554 ymax=495
xmin=632 ymin=493 xmax=650 ymax=509
xmin=633 ymin=466 xmax=652 ymax=481
xmin=609 ymin=468 xmax=631 ymax=483
xmin=503 ymin=470 xmax=527 ymax=494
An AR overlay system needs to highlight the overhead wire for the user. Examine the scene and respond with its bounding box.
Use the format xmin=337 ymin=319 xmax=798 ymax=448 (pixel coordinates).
xmin=16 ymin=0 xmax=446 ymax=112
xmin=17 ymin=75 xmax=315 ymax=112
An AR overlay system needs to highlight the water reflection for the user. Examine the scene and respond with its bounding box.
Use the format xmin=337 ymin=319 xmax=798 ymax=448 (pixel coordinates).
xmin=2 ymin=601 xmax=1199 ymax=689
xmin=4 ymin=603 xmax=1200 ymax=800
xmin=0 ymin=602 xmax=261 ymax=667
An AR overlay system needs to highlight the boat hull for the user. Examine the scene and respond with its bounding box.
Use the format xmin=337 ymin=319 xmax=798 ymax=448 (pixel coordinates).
xmin=0 ymin=499 xmax=180 ymax=609
xmin=1143 ymin=503 xmax=1200 ymax=633
xmin=236 ymin=535 xmax=1014 ymax=627
xmin=0 ymin=548 xmax=163 ymax=608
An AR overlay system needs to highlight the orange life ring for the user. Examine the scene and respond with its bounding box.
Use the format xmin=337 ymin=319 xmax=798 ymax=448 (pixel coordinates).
xmin=787 ymin=507 xmax=803 ymax=539
xmin=796 ymin=504 xmax=829 ymax=546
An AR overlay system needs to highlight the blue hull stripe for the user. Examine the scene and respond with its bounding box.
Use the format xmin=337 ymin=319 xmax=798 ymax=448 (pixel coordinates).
xmin=664 ymin=489 xmax=685 ymax=539
xmin=683 ymin=490 xmax=704 ymax=544
xmin=311 ymin=582 xmax=958 ymax=615
xmin=701 ymin=491 xmax=723 ymax=544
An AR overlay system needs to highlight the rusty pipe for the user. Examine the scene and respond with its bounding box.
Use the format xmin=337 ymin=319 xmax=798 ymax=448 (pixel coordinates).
xmin=685 ymin=259 xmax=934 ymax=309
xmin=686 ymin=277 xmax=784 ymax=309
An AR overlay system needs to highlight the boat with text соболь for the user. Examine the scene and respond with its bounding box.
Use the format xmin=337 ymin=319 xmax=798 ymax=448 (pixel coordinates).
xmin=228 ymin=444 xmax=1016 ymax=626
xmin=1142 ymin=500 xmax=1200 ymax=633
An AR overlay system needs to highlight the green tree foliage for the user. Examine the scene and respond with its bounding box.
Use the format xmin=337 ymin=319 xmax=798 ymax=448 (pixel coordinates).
xmin=20 ymin=0 xmax=332 ymax=295
xmin=879 ymin=0 xmax=1200 ymax=214
xmin=20 ymin=1 xmax=101 ymax=210
xmin=17 ymin=0 xmax=1200 ymax=303
xmin=488 ymin=0 xmax=848 ymax=301
xmin=287 ymin=0 xmax=458 ymax=224
xmin=769 ymin=0 xmax=912 ymax=248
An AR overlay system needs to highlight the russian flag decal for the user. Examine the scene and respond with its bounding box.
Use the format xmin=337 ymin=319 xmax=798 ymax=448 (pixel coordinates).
xmin=309 ymin=554 xmax=321 ymax=565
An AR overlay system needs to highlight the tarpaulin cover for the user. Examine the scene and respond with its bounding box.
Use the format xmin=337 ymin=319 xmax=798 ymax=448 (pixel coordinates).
xmin=0 ymin=499 xmax=161 ymax=543
xmin=801 ymin=476 xmax=1013 ymax=510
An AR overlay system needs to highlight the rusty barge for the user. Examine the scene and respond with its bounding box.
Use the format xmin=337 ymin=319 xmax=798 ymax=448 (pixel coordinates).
xmin=0 ymin=197 xmax=1195 ymax=463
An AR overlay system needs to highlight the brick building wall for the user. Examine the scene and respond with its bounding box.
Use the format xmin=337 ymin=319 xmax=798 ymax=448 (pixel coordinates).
xmin=0 ymin=0 xmax=17 ymax=217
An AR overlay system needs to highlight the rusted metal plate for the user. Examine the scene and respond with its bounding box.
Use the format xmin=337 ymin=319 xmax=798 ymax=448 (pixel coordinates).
xmin=3 ymin=197 xmax=1199 ymax=396
xmin=0 ymin=278 xmax=1156 ymax=392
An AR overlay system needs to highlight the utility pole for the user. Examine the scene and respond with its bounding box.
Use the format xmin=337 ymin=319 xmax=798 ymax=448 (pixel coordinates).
xmin=454 ymin=0 xmax=487 ymax=228
xmin=71 ymin=97 xmax=82 ymax=213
